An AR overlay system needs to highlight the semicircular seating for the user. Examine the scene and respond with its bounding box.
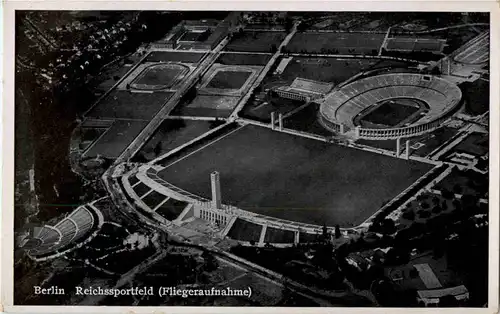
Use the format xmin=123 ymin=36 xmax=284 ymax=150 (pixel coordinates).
xmin=28 ymin=206 xmax=96 ymax=257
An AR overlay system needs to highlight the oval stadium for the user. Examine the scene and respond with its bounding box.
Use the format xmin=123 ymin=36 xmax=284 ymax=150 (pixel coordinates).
xmin=318 ymin=73 xmax=462 ymax=140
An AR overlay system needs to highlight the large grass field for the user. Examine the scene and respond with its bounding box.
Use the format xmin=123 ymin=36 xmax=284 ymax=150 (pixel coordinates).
xmin=225 ymin=31 xmax=286 ymax=53
xmin=173 ymin=95 xmax=240 ymax=118
xmin=132 ymin=64 xmax=188 ymax=89
xmin=86 ymin=90 xmax=173 ymax=120
xmin=85 ymin=120 xmax=148 ymax=158
xmin=216 ymin=53 xmax=272 ymax=66
xmin=144 ymin=51 xmax=206 ymax=63
xmin=286 ymin=32 xmax=385 ymax=54
xmin=133 ymin=119 xmax=214 ymax=162
xmin=206 ymin=70 xmax=252 ymax=89
xmin=158 ymin=125 xmax=432 ymax=226
xmin=260 ymin=57 xmax=381 ymax=90
xmin=359 ymin=100 xmax=420 ymax=127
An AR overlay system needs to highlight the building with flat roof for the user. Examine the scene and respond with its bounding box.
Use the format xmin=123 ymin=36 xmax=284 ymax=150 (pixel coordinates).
xmin=417 ymin=285 xmax=469 ymax=306
xmin=152 ymin=12 xmax=241 ymax=50
xmin=273 ymin=77 xmax=334 ymax=102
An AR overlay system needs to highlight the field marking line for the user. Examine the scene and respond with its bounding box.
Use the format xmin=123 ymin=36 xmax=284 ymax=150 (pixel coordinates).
xmin=161 ymin=125 xmax=245 ymax=170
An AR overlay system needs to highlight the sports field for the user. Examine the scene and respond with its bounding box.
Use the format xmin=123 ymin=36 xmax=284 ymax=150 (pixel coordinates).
xmin=132 ymin=64 xmax=189 ymax=90
xmin=173 ymin=95 xmax=240 ymax=117
xmin=261 ymin=57 xmax=380 ymax=90
xmin=157 ymin=125 xmax=432 ymax=226
xmin=144 ymin=51 xmax=206 ymax=64
xmin=216 ymin=53 xmax=272 ymax=66
xmin=225 ymin=31 xmax=286 ymax=52
xmin=85 ymin=120 xmax=148 ymax=158
xmin=385 ymin=38 xmax=445 ymax=53
xmin=286 ymin=32 xmax=385 ymax=54
xmin=86 ymin=90 xmax=173 ymax=120
xmin=134 ymin=119 xmax=214 ymax=162
xmin=206 ymin=70 xmax=252 ymax=89
xmin=358 ymin=100 xmax=421 ymax=127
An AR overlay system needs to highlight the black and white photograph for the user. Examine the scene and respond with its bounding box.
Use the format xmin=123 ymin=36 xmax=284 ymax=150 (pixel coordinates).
xmin=3 ymin=4 xmax=498 ymax=311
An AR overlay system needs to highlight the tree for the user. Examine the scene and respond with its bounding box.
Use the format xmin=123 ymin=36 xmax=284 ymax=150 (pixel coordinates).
xmin=442 ymin=189 xmax=454 ymax=200
xmin=431 ymin=206 xmax=442 ymax=214
xmin=453 ymin=184 xmax=463 ymax=195
xmin=402 ymin=209 xmax=415 ymax=220
xmin=335 ymin=225 xmax=341 ymax=239
xmin=381 ymin=218 xmax=396 ymax=235
xmin=430 ymin=66 xmax=441 ymax=75
xmin=322 ymin=224 xmax=329 ymax=242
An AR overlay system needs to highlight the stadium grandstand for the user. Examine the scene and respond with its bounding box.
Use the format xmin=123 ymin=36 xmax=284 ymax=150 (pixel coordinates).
xmin=22 ymin=205 xmax=103 ymax=260
xmin=272 ymin=77 xmax=334 ymax=102
xmin=318 ymin=73 xmax=462 ymax=139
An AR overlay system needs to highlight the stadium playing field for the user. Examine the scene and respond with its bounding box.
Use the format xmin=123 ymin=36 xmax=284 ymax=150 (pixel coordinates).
xmin=357 ymin=99 xmax=426 ymax=128
xmin=157 ymin=125 xmax=432 ymax=226
xmin=132 ymin=63 xmax=189 ymax=90
xmin=286 ymin=32 xmax=385 ymax=54
xmin=206 ymin=70 xmax=252 ymax=89
xmin=86 ymin=91 xmax=173 ymax=120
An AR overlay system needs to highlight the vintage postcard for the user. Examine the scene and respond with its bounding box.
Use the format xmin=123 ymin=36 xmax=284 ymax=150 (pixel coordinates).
xmin=2 ymin=1 xmax=499 ymax=313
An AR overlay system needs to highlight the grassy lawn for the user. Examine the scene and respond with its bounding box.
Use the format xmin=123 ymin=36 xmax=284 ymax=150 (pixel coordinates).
xmin=264 ymin=227 xmax=295 ymax=243
xmin=133 ymin=64 xmax=187 ymax=88
xmin=286 ymin=32 xmax=385 ymax=54
xmin=86 ymin=90 xmax=173 ymax=120
xmin=141 ymin=190 xmax=168 ymax=209
xmin=447 ymin=132 xmax=488 ymax=157
xmin=85 ymin=120 xmax=148 ymax=158
xmin=158 ymin=125 xmax=432 ymax=226
xmin=155 ymin=198 xmax=188 ymax=221
xmin=240 ymin=96 xmax=304 ymax=122
xmin=260 ymin=57 xmax=379 ymax=91
xmin=227 ymin=218 xmax=263 ymax=242
xmin=173 ymin=95 xmax=239 ymax=118
xmin=283 ymin=103 xmax=333 ymax=137
xmin=410 ymin=127 xmax=459 ymax=157
xmin=216 ymin=53 xmax=272 ymax=66
xmin=133 ymin=119 xmax=214 ymax=162
xmin=225 ymin=31 xmax=286 ymax=53
xmin=144 ymin=51 xmax=206 ymax=63
xmin=360 ymin=101 xmax=420 ymax=127
xmin=206 ymin=70 xmax=252 ymax=89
